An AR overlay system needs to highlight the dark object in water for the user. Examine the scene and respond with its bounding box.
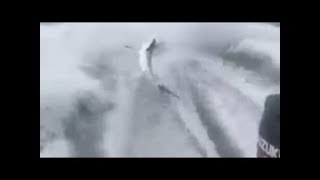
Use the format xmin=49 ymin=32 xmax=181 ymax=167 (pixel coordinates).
xmin=157 ymin=84 xmax=180 ymax=99
xmin=125 ymin=45 xmax=134 ymax=50
xmin=146 ymin=39 xmax=157 ymax=52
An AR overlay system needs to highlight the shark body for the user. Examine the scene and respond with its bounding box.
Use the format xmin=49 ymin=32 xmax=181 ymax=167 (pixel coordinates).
xmin=137 ymin=38 xmax=179 ymax=99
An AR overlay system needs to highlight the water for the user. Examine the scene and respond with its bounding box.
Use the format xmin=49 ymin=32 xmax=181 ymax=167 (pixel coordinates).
xmin=40 ymin=23 xmax=280 ymax=157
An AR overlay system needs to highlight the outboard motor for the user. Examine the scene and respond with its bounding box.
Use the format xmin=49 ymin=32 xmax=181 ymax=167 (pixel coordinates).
xmin=257 ymin=94 xmax=280 ymax=158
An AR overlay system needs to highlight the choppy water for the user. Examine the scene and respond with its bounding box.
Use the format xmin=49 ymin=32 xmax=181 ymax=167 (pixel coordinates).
xmin=40 ymin=23 xmax=280 ymax=157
